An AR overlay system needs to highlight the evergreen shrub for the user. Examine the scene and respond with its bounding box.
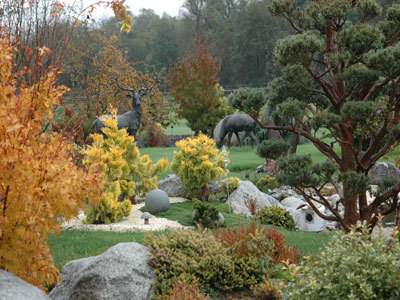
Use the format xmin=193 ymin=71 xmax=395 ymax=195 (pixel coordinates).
xmin=282 ymin=223 xmax=400 ymax=300
xmin=192 ymin=199 xmax=220 ymax=228
xmin=256 ymin=175 xmax=279 ymax=193
xmin=256 ymin=206 xmax=296 ymax=231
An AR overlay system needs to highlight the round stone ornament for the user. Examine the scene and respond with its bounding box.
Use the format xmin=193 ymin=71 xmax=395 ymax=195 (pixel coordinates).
xmin=145 ymin=189 xmax=170 ymax=214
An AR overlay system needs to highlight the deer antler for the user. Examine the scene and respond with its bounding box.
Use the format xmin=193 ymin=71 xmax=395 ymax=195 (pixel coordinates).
xmin=113 ymin=76 xmax=135 ymax=92
xmin=138 ymin=76 xmax=159 ymax=95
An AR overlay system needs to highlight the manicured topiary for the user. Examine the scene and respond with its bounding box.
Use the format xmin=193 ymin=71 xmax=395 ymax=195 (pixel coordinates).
xmin=256 ymin=206 xmax=296 ymax=231
xmin=282 ymin=223 xmax=400 ymax=299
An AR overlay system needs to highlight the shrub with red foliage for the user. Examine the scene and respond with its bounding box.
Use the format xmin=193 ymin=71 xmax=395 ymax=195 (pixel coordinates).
xmin=214 ymin=220 xmax=297 ymax=265
xmin=156 ymin=276 xmax=209 ymax=300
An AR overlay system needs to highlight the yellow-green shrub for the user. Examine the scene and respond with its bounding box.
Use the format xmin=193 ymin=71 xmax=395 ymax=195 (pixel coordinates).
xmin=171 ymin=134 xmax=227 ymax=200
xmin=83 ymin=115 xmax=168 ymax=224
xmin=144 ymin=229 xmax=260 ymax=295
xmin=256 ymin=175 xmax=279 ymax=193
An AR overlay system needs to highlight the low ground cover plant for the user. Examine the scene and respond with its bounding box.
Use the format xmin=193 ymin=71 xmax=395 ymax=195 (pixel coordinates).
xmin=144 ymin=221 xmax=297 ymax=297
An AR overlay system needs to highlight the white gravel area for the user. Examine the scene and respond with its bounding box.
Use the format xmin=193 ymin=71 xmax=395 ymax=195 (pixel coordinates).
xmin=61 ymin=197 xmax=191 ymax=232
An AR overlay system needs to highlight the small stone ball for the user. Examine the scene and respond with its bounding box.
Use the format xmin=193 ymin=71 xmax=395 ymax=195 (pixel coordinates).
xmin=145 ymin=189 xmax=170 ymax=214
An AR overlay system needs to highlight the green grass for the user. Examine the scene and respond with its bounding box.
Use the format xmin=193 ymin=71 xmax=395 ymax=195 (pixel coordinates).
xmin=164 ymin=119 xmax=194 ymax=136
xmin=48 ymin=230 xmax=148 ymax=270
xmin=50 ymin=203 xmax=332 ymax=270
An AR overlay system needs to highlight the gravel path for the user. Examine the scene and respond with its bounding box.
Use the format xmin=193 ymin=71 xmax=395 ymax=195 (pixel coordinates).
xmin=61 ymin=197 xmax=191 ymax=232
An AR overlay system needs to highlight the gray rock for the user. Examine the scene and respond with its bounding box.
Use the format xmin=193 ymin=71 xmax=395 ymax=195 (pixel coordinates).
xmin=216 ymin=212 xmax=225 ymax=226
xmin=0 ymin=270 xmax=49 ymax=300
xmin=50 ymin=242 xmax=155 ymax=300
xmin=145 ymin=189 xmax=170 ymax=214
xmin=281 ymin=196 xmax=306 ymax=209
xmin=227 ymin=181 xmax=282 ymax=217
xmin=327 ymin=194 xmax=341 ymax=207
xmin=268 ymin=186 xmax=301 ymax=201
xmin=158 ymin=174 xmax=187 ymax=198
xmin=158 ymin=174 xmax=222 ymax=199
xmin=369 ymin=162 xmax=400 ymax=185
xmin=207 ymin=180 xmax=222 ymax=195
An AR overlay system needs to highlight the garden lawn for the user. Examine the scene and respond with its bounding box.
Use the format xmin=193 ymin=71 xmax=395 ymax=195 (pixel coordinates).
xmin=50 ymin=202 xmax=332 ymax=271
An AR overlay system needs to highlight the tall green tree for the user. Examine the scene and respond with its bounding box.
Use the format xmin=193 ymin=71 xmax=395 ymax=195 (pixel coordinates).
xmin=236 ymin=0 xmax=400 ymax=232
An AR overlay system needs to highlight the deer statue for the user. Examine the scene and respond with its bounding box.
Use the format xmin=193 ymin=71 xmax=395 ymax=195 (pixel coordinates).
xmin=91 ymin=76 xmax=157 ymax=139
xmin=216 ymin=113 xmax=258 ymax=148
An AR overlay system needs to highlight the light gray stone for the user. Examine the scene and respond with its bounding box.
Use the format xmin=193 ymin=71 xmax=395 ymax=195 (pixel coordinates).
xmin=227 ymin=181 xmax=282 ymax=217
xmin=268 ymin=186 xmax=301 ymax=201
xmin=369 ymin=162 xmax=400 ymax=185
xmin=145 ymin=189 xmax=170 ymax=214
xmin=280 ymin=196 xmax=306 ymax=209
xmin=0 ymin=270 xmax=49 ymax=300
xmin=50 ymin=242 xmax=155 ymax=300
xmin=158 ymin=174 xmax=222 ymax=199
xmin=158 ymin=174 xmax=187 ymax=198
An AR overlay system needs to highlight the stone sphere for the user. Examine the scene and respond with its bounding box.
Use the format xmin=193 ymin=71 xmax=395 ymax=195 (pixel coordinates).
xmin=145 ymin=189 xmax=170 ymax=214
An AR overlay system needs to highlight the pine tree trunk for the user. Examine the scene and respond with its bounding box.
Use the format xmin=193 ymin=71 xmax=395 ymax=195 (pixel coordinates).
xmin=289 ymin=132 xmax=299 ymax=154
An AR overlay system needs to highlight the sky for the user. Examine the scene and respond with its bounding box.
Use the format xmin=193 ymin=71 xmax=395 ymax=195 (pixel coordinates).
xmin=79 ymin=0 xmax=184 ymax=20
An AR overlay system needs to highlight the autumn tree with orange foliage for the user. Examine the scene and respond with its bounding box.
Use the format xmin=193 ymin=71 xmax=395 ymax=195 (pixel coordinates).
xmin=83 ymin=34 xmax=168 ymax=145
xmin=168 ymin=41 xmax=232 ymax=135
xmin=0 ymin=36 xmax=104 ymax=289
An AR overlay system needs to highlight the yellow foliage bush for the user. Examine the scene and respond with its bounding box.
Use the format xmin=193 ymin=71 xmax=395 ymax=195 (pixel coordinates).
xmin=171 ymin=134 xmax=228 ymax=200
xmin=0 ymin=36 xmax=104 ymax=289
xmin=83 ymin=115 xmax=168 ymax=223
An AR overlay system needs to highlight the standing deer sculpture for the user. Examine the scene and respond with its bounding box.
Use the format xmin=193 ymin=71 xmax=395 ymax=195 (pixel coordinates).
xmin=216 ymin=113 xmax=258 ymax=148
xmin=91 ymin=77 xmax=157 ymax=139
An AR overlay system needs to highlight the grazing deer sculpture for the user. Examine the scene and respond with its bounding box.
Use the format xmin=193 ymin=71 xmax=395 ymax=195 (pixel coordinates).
xmin=216 ymin=113 xmax=258 ymax=148
xmin=91 ymin=77 xmax=157 ymax=139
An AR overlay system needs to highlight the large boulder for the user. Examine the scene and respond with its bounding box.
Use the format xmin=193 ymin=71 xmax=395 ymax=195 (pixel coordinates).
xmin=50 ymin=242 xmax=155 ymax=300
xmin=280 ymin=196 xmax=305 ymax=209
xmin=158 ymin=174 xmax=187 ymax=198
xmin=145 ymin=189 xmax=170 ymax=214
xmin=158 ymin=174 xmax=222 ymax=198
xmin=226 ymin=181 xmax=282 ymax=217
xmin=0 ymin=270 xmax=49 ymax=300
xmin=369 ymin=162 xmax=400 ymax=185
